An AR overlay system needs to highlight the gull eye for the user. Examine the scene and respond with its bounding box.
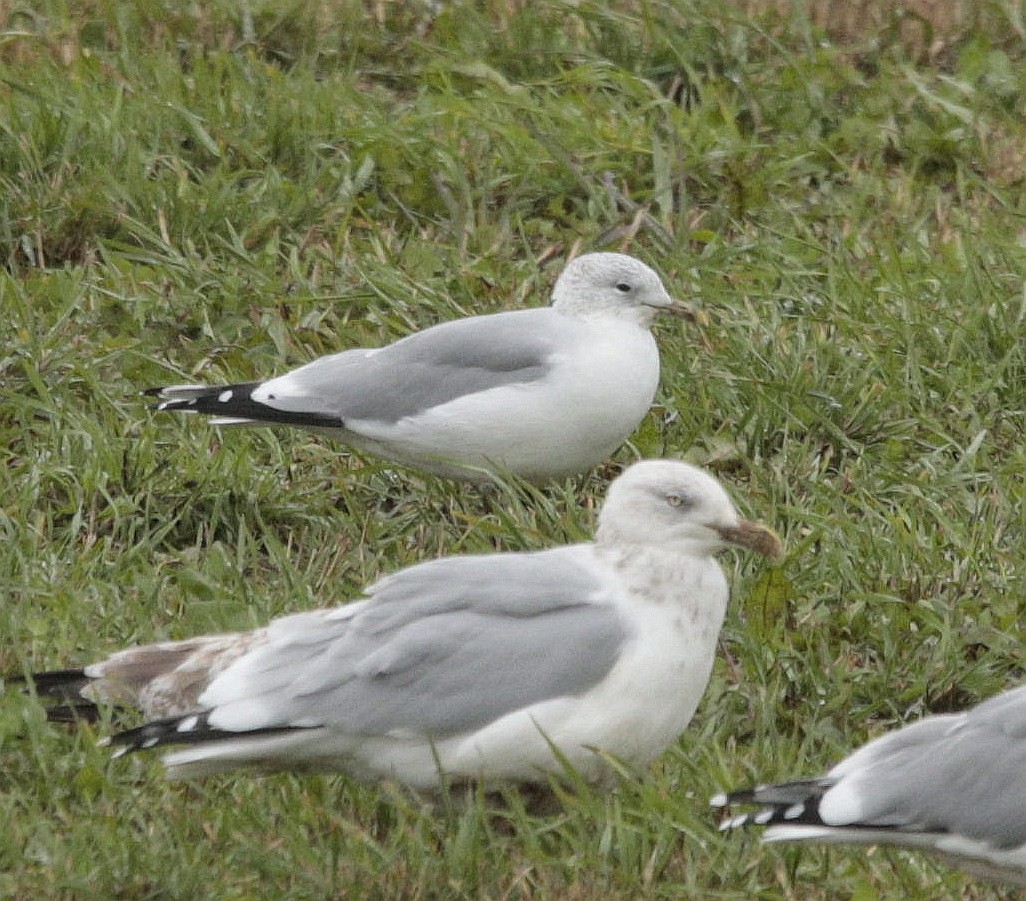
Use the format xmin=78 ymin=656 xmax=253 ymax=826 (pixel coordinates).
xmin=615 ymin=282 xmax=632 ymax=293
xmin=666 ymin=493 xmax=690 ymax=509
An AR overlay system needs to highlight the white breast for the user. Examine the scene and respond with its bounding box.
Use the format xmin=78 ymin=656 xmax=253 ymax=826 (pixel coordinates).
xmin=344 ymin=319 xmax=660 ymax=482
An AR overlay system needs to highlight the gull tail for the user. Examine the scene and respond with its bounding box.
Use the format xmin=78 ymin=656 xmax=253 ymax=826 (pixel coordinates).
xmin=144 ymin=383 xmax=343 ymax=429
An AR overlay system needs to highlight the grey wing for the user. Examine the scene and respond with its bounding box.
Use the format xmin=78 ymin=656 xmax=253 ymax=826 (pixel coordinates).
xmin=261 ymin=308 xmax=570 ymax=425
xmin=719 ymin=689 xmax=1026 ymax=852
xmin=200 ymin=546 xmax=628 ymax=739
xmin=964 ymin=683 xmax=1026 ymax=738
xmin=716 ymin=716 xmax=963 ymax=829
xmin=838 ymin=690 xmax=1026 ymax=847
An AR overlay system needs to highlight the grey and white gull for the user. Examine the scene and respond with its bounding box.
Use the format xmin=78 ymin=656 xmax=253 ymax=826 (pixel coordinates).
xmin=145 ymin=253 xmax=693 ymax=483
xmin=713 ymin=684 xmax=1026 ymax=887
xmin=20 ymin=460 xmax=780 ymax=787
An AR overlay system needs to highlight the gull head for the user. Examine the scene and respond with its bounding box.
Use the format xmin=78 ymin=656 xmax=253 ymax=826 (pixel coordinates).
xmin=596 ymin=460 xmax=782 ymax=559
xmin=551 ymin=253 xmax=696 ymax=325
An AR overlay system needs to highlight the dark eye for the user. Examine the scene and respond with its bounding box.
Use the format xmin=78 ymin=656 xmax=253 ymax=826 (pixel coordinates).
xmin=615 ymin=282 xmax=632 ymax=293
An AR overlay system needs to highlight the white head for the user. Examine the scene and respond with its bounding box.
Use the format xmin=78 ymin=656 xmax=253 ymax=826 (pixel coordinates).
xmin=596 ymin=460 xmax=782 ymax=559
xmin=550 ymin=253 xmax=694 ymax=326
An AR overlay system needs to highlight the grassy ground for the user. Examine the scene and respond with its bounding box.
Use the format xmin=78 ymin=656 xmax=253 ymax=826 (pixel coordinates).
xmin=3 ymin=0 xmax=1026 ymax=897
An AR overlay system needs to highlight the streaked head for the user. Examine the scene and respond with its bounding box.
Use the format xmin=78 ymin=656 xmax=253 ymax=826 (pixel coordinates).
xmin=550 ymin=253 xmax=695 ymax=325
xmin=596 ymin=460 xmax=782 ymax=559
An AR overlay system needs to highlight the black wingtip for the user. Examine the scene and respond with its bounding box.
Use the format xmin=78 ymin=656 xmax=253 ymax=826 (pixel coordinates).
xmin=106 ymin=713 xmax=311 ymax=758
xmin=10 ymin=668 xmax=90 ymax=697
xmin=713 ymin=780 xmax=836 ymax=831
xmin=42 ymin=703 xmax=104 ymax=724
xmin=105 ymin=715 xmax=201 ymax=756
xmin=713 ymin=787 xmax=765 ymax=807
xmin=144 ymin=382 xmax=344 ymax=429
xmin=6 ymin=669 xmax=104 ymax=724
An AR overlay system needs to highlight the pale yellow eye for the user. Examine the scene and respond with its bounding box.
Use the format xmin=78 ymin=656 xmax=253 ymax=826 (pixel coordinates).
xmin=666 ymin=494 xmax=685 ymax=508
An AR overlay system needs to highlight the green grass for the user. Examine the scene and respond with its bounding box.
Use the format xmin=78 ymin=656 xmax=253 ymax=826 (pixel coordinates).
xmin=3 ymin=0 xmax=1026 ymax=897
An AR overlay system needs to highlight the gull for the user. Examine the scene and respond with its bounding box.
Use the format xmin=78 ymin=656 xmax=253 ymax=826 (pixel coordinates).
xmin=712 ymin=684 xmax=1026 ymax=887
xmin=19 ymin=460 xmax=780 ymax=787
xmin=145 ymin=253 xmax=694 ymax=483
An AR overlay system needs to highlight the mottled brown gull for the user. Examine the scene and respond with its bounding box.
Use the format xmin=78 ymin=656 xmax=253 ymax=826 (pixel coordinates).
xmin=22 ymin=461 xmax=780 ymax=787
